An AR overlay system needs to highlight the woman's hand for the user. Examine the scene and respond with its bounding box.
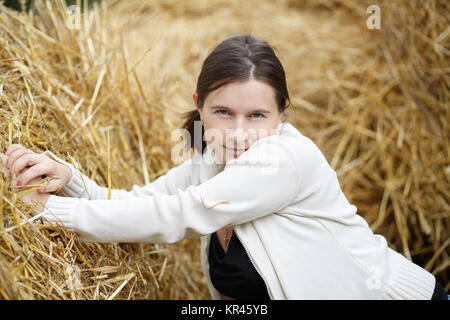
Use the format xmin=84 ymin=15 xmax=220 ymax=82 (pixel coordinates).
xmin=17 ymin=183 xmax=52 ymax=215
xmin=1 ymin=150 xmax=51 ymax=215
xmin=2 ymin=144 xmax=72 ymax=193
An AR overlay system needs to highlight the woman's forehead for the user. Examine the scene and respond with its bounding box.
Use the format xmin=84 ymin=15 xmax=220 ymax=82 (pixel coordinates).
xmin=204 ymin=80 xmax=277 ymax=111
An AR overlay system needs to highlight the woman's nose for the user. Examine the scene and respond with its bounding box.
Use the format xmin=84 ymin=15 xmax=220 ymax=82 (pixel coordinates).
xmin=226 ymin=128 xmax=249 ymax=147
xmin=229 ymin=128 xmax=248 ymax=138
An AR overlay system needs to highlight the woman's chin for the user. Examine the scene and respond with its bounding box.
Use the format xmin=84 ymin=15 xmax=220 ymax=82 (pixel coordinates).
xmin=223 ymin=147 xmax=246 ymax=161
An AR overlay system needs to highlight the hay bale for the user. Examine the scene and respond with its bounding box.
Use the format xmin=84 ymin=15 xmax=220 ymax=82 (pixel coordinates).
xmin=0 ymin=0 xmax=206 ymax=299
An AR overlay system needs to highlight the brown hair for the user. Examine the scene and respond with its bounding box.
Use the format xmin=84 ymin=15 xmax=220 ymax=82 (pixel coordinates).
xmin=180 ymin=34 xmax=291 ymax=154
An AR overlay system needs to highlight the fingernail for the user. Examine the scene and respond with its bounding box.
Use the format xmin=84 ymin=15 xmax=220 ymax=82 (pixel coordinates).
xmin=16 ymin=181 xmax=22 ymax=186
xmin=42 ymin=187 xmax=47 ymax=192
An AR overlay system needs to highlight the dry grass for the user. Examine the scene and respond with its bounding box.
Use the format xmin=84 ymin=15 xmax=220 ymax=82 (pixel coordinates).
xmin=0 ymin=0 xmax=448 ymax=299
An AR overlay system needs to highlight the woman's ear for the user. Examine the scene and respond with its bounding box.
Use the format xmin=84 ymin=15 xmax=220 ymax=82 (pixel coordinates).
xmin=193 ymin=92 xmax=198 ymax=106
xmin=280 ymin=99 xmax=289 ymax=121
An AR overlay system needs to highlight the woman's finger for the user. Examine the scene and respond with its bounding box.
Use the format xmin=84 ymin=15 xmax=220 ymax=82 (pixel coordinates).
xmin=37 ymin=178 xmax=60 ymax=193
xmin=3 ymin=144 xmax=24 ymax=156
xmin=16 ymin=162 xmax=49 ymax=187
xmin=7 ymin=148 xmax=34 ymax=171
xmin=10 ymin=153 xmax=42 ymax=177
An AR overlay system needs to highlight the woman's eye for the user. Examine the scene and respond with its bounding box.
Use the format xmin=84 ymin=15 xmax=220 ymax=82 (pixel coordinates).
xmin=214 ymin=110 xmax=265 ymax=118
xmin=252 ymin=113 xmax=264 ymax=118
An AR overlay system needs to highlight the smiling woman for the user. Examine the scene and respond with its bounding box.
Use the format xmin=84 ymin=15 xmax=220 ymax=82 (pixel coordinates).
xmin=181 ymin=34 xmax=290 ymax=165
xmin=180 ymin=35 xmax=292 ymax=299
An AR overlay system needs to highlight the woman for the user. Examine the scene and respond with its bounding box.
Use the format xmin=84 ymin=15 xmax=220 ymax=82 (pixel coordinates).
xmin=2 ymin=34 xmax=448 ymax=300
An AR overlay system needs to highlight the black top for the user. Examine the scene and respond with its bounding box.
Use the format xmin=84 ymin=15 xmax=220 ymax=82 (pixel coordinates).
xmin=208 ymin=231 xmax=270 ymax=300
xmin=431 ymin=281 xmax=448 ymax=300
xmin=209 ymin=232 xmax=448 ymax=300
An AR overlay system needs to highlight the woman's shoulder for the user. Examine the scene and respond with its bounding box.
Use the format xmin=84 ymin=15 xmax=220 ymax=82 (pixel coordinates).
xmin=267 ymin=122 xmax=331 ymax=172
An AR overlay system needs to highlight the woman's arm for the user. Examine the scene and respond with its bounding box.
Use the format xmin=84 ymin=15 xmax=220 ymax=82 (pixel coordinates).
xmin=43 ymin=150 xmax=193 ymax=200
xmin=41 ymin=136 xmax=300 ymax=243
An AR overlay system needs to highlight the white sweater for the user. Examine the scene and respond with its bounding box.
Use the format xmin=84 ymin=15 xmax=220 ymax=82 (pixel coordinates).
xmin=41 ymin=121 xmax=436 ymax=299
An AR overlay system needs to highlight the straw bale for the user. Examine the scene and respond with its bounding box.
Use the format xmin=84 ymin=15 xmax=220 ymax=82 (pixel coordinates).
xmin=0 ymin=0 xmax=206 ymax=299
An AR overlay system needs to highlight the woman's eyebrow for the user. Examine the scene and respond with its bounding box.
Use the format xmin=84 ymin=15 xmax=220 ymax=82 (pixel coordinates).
xmin=210 ymin=105 xmax=272 ymax=113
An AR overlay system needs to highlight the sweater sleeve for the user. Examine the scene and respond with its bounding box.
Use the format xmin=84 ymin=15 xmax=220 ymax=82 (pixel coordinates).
xmin=42 ymin=150 xmax=193 ymax=199
xmin=41 ymin=136 xmax=300 ymax=243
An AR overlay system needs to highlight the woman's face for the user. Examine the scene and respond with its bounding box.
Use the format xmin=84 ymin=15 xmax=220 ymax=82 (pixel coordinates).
xmin=194 ymin=79 xmax=287 ymax=164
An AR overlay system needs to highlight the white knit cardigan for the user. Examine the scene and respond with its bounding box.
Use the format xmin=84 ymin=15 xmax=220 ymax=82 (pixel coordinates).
xmin=41 ymin=121 xmax=436 ymax=299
